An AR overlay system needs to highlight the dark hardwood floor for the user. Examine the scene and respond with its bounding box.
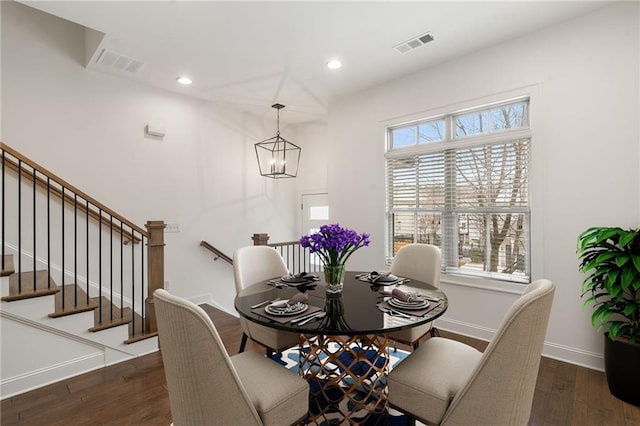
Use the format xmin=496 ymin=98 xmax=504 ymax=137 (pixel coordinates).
xmin=2 ymin=305 xmax=639 ymax=425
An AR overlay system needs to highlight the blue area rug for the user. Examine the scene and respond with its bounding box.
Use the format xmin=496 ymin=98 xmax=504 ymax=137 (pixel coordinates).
xmin=273 ymin=344 xmax=411 ymax=425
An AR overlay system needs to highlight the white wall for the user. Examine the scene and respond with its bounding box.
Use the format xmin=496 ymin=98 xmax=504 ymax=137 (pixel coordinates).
xmin=328 ymin=2 xmax=639 ymax=369
xmin=3 ymin=0 xmax=638 ymax=382
xmin=1 ymin=1 xmax=306 ymax=317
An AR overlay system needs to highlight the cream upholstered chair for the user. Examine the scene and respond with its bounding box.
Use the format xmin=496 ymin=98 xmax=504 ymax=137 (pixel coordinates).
xmin=233 ymin=246 xmax=299 ymax=355
xmin=154 ymin=289 xmax=309 ymax=426
xmin=387 ymin=279 xmax=555 ymax=426
xmin=389 ymin=243 xmax=442 ymax=349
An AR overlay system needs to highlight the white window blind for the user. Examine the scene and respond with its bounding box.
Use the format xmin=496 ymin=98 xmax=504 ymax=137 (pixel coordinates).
xmin=386 ymin=99 xmax=531 ymax=283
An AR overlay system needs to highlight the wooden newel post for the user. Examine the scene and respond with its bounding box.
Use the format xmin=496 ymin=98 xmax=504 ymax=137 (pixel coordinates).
xmin=252 ymin=233 xmax=270 ymax=246
xmin=145 ymin=220 xmax=166 ymax=333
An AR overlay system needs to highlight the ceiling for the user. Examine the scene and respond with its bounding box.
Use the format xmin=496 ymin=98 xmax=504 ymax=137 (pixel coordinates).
xmin=21 ymin=1 xmax=611 ymax=124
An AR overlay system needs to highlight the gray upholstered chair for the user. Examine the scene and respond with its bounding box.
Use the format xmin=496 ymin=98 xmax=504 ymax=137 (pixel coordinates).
xmin=233 ymin=246 xmax=299 ymax=355
xmin=388 ymin=279 xmax=555 ymax=426
xmin=154 ymin=289 xmax=309 ymax=426
xmin=389 ymin=243 xmax=442 ymax=349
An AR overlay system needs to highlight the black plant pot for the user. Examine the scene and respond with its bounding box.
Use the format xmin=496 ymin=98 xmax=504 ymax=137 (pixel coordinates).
xmin=604 ymin=333 xmax=640 ymax=406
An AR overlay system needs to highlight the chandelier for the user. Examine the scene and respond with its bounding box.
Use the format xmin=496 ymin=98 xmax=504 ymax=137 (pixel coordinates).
xmin=254 ymin=104 xmax=301 ymax=178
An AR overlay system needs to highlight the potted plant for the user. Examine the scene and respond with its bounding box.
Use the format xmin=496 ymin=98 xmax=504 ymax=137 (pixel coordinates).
xmin=577 ymin=227 xmax=640 ymax=406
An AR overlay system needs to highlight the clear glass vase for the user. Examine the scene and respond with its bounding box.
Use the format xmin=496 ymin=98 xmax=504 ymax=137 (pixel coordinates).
xmin=323 ymin=264 xmax=345 ymax=293
xmin=320 ymin=291 xmax=351 ymax=331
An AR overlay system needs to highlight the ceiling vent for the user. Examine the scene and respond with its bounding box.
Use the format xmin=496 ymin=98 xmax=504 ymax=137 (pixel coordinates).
xmin=96 ymin=49 xmax=144 ymax=73
xmin=394 ymin=32 xmax=434 ymax=53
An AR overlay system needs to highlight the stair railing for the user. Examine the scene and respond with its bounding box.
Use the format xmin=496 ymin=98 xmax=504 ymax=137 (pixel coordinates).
xmin=200 ymin=235 xmax=318 ymax=275
xmin=1 ymin=142 xmax=164 ymax=342
xmin=252 ymin=233 xmax=321 ymax=275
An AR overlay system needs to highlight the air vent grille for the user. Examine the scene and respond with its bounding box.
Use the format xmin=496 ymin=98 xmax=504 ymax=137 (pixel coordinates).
xmin=394 ymin=32 xmax=434 ymax=53
xmin=96 ymin=49 xmax=144 ymax=73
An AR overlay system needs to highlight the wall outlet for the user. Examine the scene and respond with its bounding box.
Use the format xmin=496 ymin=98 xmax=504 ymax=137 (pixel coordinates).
xmin=165 ymin=223 xmax=181 ymax=233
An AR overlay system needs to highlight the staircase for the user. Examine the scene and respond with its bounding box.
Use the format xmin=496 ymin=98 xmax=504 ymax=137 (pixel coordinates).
xmin=0 ymin=142 xmax=164 ymax=398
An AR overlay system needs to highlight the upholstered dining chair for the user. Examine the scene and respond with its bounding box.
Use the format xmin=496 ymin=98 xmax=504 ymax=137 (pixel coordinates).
xmin=387 ymin=279 xmax=555 ymax=426
xmin=154 ymin=289 xmax=309 ymax=426
xmin=389 ymin=243 xmax=442 ymax=349
xmin=233 ymin=245 xmax=299 ymax=355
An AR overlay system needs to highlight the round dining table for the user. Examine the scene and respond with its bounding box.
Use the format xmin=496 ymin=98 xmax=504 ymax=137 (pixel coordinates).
xmin=234 ymin=271 xmax=448 ymax=425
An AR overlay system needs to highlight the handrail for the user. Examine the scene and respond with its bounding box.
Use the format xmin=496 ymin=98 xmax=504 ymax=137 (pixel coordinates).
xmin=0 ymin=142 xmax=148 ymax=237
xmin=200 ymin=241 xmax=233 ymax=264
xmin=268 ymin=240 xmax=301 ymax=248
xmin=3 ymin=155 xmax=141 ymax=243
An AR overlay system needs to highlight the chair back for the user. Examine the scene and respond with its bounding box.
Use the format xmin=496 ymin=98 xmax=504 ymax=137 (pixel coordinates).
xmin=233 ymin=246 xmax=289 ymax=293
xmin=390 ymin=243 xmax=441 ymax=288
xmin=442 ymin=279 xmax=555 ymax=426
xmin=154 ymin=289 xmax=262 ymax=426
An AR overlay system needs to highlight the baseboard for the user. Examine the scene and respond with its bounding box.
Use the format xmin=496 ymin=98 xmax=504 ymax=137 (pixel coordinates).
xmin=190 ymin=293 xmax=238 ymax=317
xmin=0 ymin=352 xmax=105 ymax=399
xmin=437 ymin=318 xmax=605 ymax=372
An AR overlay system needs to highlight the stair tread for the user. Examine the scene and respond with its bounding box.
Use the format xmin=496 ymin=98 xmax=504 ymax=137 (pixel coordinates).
xmin=1 ymin=254 xmax=15 ymax=276
xmin=89 ymin=296 xmax=133 ymax=331
xmin=124 ymin=312 xmax=157 ymax=344
xmin=49 ymin=284 xmax=99 ymax=318
xmin=2 ymin=270 xmax=59 ymax=301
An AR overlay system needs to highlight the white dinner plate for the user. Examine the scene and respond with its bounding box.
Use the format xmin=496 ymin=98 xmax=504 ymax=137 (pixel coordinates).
xmin=281 ymin=275 xmax=311 ymax=284
xmin=388 ymin=298 xmax=429 ymax=310
xmin=265 ymin=302 xmax=309 ymax=316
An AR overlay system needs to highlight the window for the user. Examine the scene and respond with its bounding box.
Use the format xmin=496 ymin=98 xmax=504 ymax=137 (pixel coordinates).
xmin=386 ymin=99 xmax=531 ymax=283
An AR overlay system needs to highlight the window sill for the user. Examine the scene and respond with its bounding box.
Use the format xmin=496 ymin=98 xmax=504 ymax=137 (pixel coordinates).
xmin=440 ymin=273 xmax=526 ymax=295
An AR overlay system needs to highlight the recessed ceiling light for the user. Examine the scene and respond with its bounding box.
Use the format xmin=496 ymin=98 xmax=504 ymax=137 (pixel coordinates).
xmin=176 ymin=76 xmax=192 ymax=85
xmin=326 ymin=59 xmax=342 ymax=70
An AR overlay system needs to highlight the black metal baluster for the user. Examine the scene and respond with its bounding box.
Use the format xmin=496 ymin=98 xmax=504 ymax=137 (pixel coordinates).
xmin=33 ymin=167 xmax=36 ymax=291
xmin=18 ymin=159 xmax=22 ymax=292
xmin=141 ymin=234 xmax=145 ymax=333
xmin=131 ymin=228 xmax=135 ymax=336
xmin=99 ymin=209 xmax=102 ymax=324
xmin=86 ymin=199 xmax=89 ymax=305
xmin=47 ymin=178 xmax=50 ymax=289
xmin=74 ymin=194 xmax=77 ymax=307
xmin=61 ymin=187 xmax=65 ymax=309
xmin=110 ymin=215 xmax=113 ymax=321
xmin=120 ymin=222 xmax=124 ymax=318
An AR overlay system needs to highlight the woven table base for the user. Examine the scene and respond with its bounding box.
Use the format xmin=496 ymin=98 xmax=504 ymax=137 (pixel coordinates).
xmin=299 ymin=333 xmax=390 ymax=425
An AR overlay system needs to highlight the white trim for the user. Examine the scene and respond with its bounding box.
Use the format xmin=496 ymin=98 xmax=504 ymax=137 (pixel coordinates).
xmin=437 ymin=320 xmax=605 ymax=371
xmin=0 ymin=309 xmax=134 ymax=355
xmin=441 ymin=274 xmax=525 ymax=295
xmin=0 ymin=352 xmax=105 ymax=399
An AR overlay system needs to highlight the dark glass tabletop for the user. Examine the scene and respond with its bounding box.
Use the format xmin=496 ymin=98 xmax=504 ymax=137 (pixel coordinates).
xmin=234 ymin=271 xmax=448 ymax=336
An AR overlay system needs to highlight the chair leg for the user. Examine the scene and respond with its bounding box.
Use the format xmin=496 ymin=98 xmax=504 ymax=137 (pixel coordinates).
xmin=239 ymin=333 xmax=248 ymax=353
xmin=430 ymin=327 xmax=440 ymax=337
xmin=265 ymin=347 xmax=275 ymax=358
xmin=412 ymin=340 xmax=420 ymax=351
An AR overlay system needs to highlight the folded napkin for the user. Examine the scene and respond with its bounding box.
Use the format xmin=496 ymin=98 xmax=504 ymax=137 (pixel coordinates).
xmin=281 ymin=272 xmax=318 ymax=282
xmin=391 ymin=288 xmax=421 ymax=302
xmin=268 ymin=292 xmax=308 ymax=308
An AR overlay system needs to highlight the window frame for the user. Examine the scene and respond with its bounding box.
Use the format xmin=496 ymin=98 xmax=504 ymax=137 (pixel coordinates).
xmin=385 ymin=97 xmax=532 ymax=284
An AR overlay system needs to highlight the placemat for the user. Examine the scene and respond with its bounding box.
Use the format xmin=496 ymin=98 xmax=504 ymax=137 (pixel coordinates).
xmin=252 ymin=304 xmax=323 ymax=324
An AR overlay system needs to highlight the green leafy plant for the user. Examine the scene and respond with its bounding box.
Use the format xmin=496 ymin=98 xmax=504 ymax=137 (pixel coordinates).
xmin=577 ymin=227 xmax=640 ymax=342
